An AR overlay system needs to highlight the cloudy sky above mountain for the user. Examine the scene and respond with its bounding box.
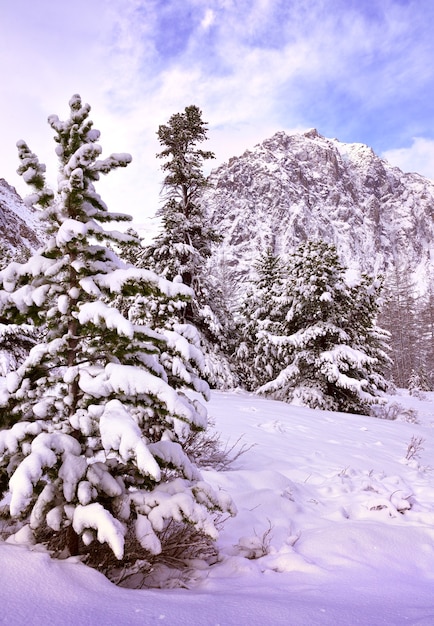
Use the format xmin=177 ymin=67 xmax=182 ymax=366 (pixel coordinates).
xmin=1 ymin=0 xmax=434 ymax=228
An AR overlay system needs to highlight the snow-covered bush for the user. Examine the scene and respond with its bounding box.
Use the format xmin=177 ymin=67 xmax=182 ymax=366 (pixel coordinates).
xmin=404 ymin=435 xmax=425 ymax=462
xmin=0 ymin=95 xmax=235 ymax=582
xmin=183 ymin=417 xmax=254 ymax=471
xmin=371 ymin=402 xmax=419 ymax=424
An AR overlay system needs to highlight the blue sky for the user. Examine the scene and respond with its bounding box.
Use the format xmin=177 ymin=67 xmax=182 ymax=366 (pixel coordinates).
xmin=1 ymin=0 xmax=434 ymax=229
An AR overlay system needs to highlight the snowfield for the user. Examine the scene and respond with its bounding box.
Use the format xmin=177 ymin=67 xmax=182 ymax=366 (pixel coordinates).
xmin=2 ymin=389 xmax=434 ymax=625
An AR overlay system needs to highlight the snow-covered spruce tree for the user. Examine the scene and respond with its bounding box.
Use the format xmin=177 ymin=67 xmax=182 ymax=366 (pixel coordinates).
xmin=236 ymin=247 xmax=286 ymax=390
xmin=116 ymin=235 xmax=212 ymax=400
xmin=0 ymin=244 xmax=38 ymax=377
xmin=0 ymin=95 xmax=234 ymax=578
xmin=408 ymin=368 xmax=432 ymax=396
xmin=378 ymin=261 xmax=419 ymax=387
xmin=0 ymin=323 xmax=37 ymax=377
xmin=204 ymin=249 xmax=242 ymax=368
xmin=145 ymin=105 xmax=218 ymax=290
xmin=144 ymin=106 xmax=236 ymax=388
xmin=257 ymin=241 xmax=391 ymax=413
xmin=116 ymin=227 xmax=227 ymax=395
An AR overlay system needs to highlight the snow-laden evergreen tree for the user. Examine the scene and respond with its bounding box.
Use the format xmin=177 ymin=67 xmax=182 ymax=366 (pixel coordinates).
xmin=0 ymin=323 xmax=36 ymax=377
xmin=119 ymin=225 xmax=237 ymax=390
xmin=0 ymin=95 xmax=234 ymax=576
xmin=408 ymin=368 xmax=432 ymax=396
xmin=0 ymin=245 xmax=37 ymax=376
xmin=204 ymin=249 xmax=242 ymax=365
xmin=145 ymin=105 xmax=218 ymax=291
xmin=117 ymin=234 xmax=211 ymax=397
xmin=144 ymin=106 xmax=236 ymax=388
xmin=236 ymin=247 xmax=286 ymax=390
xmin=257 ymin=241 xmax=391 ymax=413
xmin=378 ymin=261 xmax=419 ymax=387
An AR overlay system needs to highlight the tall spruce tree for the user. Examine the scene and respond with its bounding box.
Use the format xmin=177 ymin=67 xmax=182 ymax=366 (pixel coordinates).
xmin=236 ymin=247 xmax=286 ymax=390
xmin=414 ymin=279 xmax=434 ymax=390
xmin=146 ymin=105 xmax=218 ymax=294
xmin=379 ymin=261 xmax=419 ymax=387
xmin=145 ymin=106 xmax=236 ymax=388
xmin=0 ymin=96 xmax=234 ymax=578
xmin=257 ymin=241 xmax=391 ymax=413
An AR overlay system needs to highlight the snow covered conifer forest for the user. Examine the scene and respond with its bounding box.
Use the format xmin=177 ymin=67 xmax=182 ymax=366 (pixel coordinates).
xmin=0 ymin=98 xmax=433 ymax=612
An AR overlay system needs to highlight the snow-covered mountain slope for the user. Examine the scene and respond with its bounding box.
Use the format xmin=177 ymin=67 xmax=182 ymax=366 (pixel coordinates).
xmin=0 ymin=178 xmax=43 ymax=257
xmin=203 ymin=130 xmax=434 ymax=292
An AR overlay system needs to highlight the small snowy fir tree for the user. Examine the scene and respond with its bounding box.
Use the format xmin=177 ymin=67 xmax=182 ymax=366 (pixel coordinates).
xmin=0 ymin=323 xmax=37 ymax=377
xmin=0 ymin=95 xmax=235 ymax=580
xmin=257 ymin=241 xmax=391 ymax=413
xmin=0 ymin=247 xmax=37 ymax=377
xmin=118 ymin=228 xmax=236 ymax=392
xmin=236 ymin=247 xmax=286 ymax=390
xmin=408 ymin=367 xmax=432 ymax=396
xmin=144 ymin=106 xmax=236 ymax=388
xmin=378 ymin=261 xmax=419 ymax=387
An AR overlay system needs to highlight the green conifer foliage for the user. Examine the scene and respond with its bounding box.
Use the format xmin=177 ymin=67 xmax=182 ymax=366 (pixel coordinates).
xmin=145 ymin=106 xmax=236 ymax=389
xmin=146 ymin=105 xmax=218 ymax=291
xmin=0 ymin=96 xmax=234 ymax=570
xmin=256 ymin=241 xmax=391 ymax=413
xmin=237 ymin=247 xmax=286 ymax=390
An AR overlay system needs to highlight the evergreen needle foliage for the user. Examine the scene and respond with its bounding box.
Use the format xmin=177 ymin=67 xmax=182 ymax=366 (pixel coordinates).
xmin=240 ymin=241 xmax=391 ymax=413
xmin=0 ymin=96 xmax=235 ymax=577
xmin=146 ymin=105 xmax=219 ymax=293
xmin=144 ymin=106 xmax=237 ymax=389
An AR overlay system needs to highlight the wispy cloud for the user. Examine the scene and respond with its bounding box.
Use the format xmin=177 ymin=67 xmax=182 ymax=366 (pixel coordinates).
xmin=102 ymin=0 xmax=434 ymax=138
xmin=383 ymin=138 xmax=434 ymax=180
xmin=201 ymin=8 xmax=216 ymax=30
xmin=1 ymin=0 xmax=434 ymax=226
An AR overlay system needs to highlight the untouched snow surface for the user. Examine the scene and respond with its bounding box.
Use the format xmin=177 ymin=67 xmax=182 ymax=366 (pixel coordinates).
xmin=1 ymin=389 xmax=434 ymax=625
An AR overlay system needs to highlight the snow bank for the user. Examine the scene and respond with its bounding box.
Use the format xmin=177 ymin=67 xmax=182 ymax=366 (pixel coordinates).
xmin=1 ymin=390 xmax=434 ymax=625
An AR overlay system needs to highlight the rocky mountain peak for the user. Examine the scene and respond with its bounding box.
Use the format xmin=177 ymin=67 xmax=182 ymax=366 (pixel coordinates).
xmin=203 ymin=130 xmax=434 ymax=293
xmin=0 ymin=178 xmax=44 ymax=260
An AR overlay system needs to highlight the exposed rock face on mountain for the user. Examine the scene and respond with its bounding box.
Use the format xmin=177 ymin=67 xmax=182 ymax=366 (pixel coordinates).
xmin=0 ymin=178 xmax=43 ymax=260
xmin=203 ymin=129 xmax=434 ymax=292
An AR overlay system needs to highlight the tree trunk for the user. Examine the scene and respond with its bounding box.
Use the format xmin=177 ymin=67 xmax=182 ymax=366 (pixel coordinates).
xmin=67 ymin=525 xmax=79 ymax=556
